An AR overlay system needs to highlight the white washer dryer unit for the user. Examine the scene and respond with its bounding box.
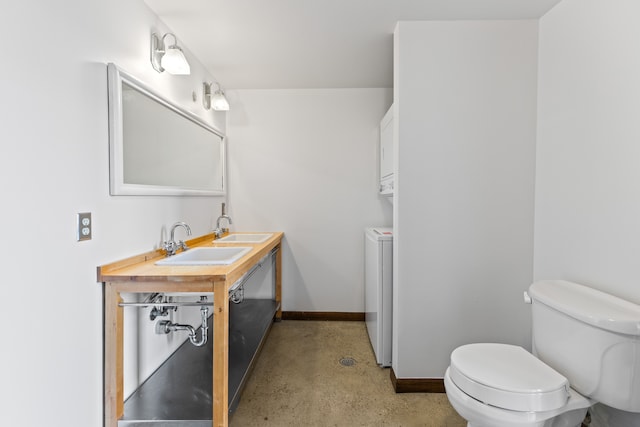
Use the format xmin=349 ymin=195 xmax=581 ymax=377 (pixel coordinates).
xmin=364 ymin=227 xmax=393 ymax=367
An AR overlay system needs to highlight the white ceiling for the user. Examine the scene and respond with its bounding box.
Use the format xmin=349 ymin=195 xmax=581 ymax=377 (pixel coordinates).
xmin=144 ymin=0 xmax=562 ymax=90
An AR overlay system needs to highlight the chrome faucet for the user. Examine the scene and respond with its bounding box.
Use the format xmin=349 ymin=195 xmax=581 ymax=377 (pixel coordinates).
xmin=163 ymin=221 xmax=192 ymax=256
xmin=214 ymin=203 xmax=232 ymax=238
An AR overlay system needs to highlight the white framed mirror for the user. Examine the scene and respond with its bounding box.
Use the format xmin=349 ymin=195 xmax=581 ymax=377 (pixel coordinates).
xmin=107 ymin=63 xmax=225 ymax=196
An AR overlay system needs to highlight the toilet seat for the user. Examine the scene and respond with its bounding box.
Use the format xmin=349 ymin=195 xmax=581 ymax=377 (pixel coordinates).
xmin=449 ymin=343 xmax=570 ymax=412
xmin=444 ymin=368 xmax=592 ymax=427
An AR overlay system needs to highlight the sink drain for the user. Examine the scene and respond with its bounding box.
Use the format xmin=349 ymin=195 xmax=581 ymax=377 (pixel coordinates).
xmin=339 ymin=357 xmax=356 ymax=367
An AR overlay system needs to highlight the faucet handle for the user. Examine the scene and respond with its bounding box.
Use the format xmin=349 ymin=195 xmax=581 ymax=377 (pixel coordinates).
xmin=178 ymin=240 xmax=189 ymax=251
xmin=163 ymin=240 xmax=176 ymax=256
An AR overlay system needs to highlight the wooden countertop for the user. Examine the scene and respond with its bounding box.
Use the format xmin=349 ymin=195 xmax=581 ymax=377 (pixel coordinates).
xmin=97 ymin=232 xmax=283 ymax=290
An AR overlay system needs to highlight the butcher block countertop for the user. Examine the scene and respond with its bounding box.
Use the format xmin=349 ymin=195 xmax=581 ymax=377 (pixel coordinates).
xmin=97 ymin=231 xmax=283 ymax=288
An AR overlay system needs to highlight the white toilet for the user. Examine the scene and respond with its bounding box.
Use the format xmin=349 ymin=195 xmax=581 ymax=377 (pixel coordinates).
xmin=444 ymin=280 xmax=640 ymax=427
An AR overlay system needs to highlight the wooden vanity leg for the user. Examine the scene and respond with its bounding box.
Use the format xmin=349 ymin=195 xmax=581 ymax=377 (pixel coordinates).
xmin=213 ymin=279 xmax=229 ymax=427
xmin=104 ymin=284 xmax=124 ymax=427
xmin=275 ymin=244 xmax=282 ymax=321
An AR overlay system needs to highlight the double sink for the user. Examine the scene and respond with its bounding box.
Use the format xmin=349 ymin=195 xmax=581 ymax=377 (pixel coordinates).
xmin=155 ymin=233 xmax=272 ymax=266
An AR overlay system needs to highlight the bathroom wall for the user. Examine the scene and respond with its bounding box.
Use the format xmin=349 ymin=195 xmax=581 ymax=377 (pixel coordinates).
xmin=393 ymin=20 xmax=538 ymax=378
xmin=0 ymin=1 xmax=226 ymax=425
xmin=225 ymin=88 xmax=393 ymax=312
xmin=535 ymin=1 xmax=640 ymax=423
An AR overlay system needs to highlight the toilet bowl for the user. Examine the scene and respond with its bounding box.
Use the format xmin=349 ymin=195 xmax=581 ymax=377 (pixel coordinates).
xmin=444 ymin=280 xmax=640 ymax=427
xmin=444 ymin=344 xmax=591 ymax=427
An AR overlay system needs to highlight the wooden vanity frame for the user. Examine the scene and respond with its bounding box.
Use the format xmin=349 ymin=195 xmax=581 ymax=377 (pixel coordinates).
xmin=97 ymin=232 xmax=283 ymax=427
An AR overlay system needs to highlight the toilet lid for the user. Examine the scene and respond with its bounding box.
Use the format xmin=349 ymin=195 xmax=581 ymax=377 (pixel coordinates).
xmin=449 ymin=343 xmax=570 ymax=412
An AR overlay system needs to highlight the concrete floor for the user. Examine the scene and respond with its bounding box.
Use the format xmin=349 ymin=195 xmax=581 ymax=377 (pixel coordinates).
xmin=230 ymin=320 xmax=466 ymax=426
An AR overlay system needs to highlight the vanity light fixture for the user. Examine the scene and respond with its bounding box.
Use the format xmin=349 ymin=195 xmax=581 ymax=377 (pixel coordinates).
xmin=150 ymin=32 xmax=191 ymax=75
xmin=203 ymin=82 xmax=230 ymax=111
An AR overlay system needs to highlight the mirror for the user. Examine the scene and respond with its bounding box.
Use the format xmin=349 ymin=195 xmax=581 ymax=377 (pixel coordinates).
xmin=107 ymin=63 xmax=225 ymax=196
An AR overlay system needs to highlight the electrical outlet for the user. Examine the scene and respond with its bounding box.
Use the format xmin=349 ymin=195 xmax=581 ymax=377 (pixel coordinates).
xmin=77 ymin=212 xmax=92 ymax=241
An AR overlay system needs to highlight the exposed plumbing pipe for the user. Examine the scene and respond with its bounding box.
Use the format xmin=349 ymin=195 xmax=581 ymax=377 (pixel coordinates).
xmin=155 ymin=305 xmax=209 ymax=347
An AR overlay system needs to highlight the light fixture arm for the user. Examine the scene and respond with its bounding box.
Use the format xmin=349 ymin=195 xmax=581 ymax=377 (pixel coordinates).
xmin=150 ymin=33 xmax=166 ymax=73
xmin=203 ymin=82 xmax=213 ymax=110
xmin=161 ymin=33 xmax=179 ymax=48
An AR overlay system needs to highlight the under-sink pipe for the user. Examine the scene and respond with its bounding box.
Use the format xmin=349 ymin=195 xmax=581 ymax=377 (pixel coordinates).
xmin=155 ymin=305 xmax=209 ymax=347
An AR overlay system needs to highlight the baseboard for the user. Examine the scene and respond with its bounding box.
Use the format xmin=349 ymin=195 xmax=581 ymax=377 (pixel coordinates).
xmin=390 ymin=368 xmax=445 ymax=393
xmin=281 ymin=311 xmax=365 ymax=321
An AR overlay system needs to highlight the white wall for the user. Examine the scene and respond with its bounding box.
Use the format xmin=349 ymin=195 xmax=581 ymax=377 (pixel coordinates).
xmin=536 ymin=1 xmax=640 ymax=423
xmin=393 ymin=20 xmax=538 ymax=377
xmin=0 ymin=1 xmax=226 ymax=425
xmin=225 ymin=89 xmax=393 ymax=312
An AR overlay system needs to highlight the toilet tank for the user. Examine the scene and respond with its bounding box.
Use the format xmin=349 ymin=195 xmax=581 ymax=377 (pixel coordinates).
xmin=528 ymin=280 xmax=640 ymax=412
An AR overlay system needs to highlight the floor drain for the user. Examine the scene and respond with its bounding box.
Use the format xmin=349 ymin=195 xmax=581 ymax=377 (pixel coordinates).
xmin=339 ymin=357 xmax=356 ymax=367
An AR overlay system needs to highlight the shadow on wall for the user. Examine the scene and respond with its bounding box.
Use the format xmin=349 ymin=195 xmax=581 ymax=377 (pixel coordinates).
xmin=281 ymin=238 xmax=313 ymax=311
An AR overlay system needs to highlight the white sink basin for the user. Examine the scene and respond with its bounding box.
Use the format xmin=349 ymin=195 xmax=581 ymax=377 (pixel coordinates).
xmin=155 ymin=247 xmax=252 ymax=266
xmin=215 ymin=233 xmax=273 ymax=243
